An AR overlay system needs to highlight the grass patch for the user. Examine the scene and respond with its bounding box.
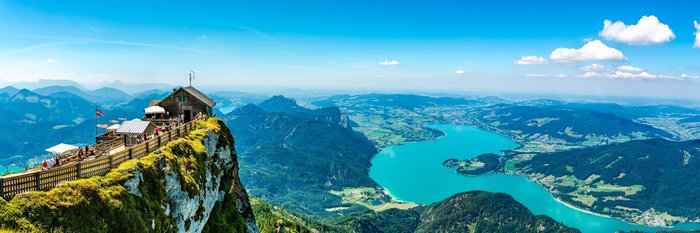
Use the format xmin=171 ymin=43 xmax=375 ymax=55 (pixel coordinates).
xmin=0 ymin=118 xmax=241 ymax=233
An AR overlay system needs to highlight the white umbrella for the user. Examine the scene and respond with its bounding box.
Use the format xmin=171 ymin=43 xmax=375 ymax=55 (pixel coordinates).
xmin=144 ymin=106 xmax=166 ymax=114
xmin=45 ymin=143 xmax=79 ymax=155
xmin=107 ymin=124 xmax=121 ymax=131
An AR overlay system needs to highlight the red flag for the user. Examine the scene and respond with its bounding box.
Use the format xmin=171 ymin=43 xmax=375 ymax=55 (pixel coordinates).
xmin=96 ymin=109 xmax=104 ymax=117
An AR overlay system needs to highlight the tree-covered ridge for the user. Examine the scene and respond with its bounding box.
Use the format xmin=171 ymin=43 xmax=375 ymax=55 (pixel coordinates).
xmin=252 ymin=191 xmax=579 ymax=233
xmin=470 ymin=104 xmax=673 ymax=152
xmin=225 ymin=96 xmax=382 ymax=218
xmin=329 ymin=191 xmax=579 ymax=233
xmin=513 ymin=138 xmax=700 ymax=226
xmin=678 ymin=115 xmax=700 ymax=124
xmin=519 ymin=99 xmax=700 ymax=119
xmin=251 ymin=198 xmax=348 ymax=233
xmin=448 ymin=138 xmax=700 ymax=227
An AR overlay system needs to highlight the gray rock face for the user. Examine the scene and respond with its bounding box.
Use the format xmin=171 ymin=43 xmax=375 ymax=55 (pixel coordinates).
xmin=123 ymin=129 xmax=258 ymax=233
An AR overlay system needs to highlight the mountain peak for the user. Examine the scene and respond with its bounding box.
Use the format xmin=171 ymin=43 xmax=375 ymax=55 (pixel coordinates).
xmin=14 ymin=88 xmax=37 ymax=96
xmin=257 ymin=95 xmax=304 ymax=114
xmin=231 ymin=103 xmax=266 ymax=116
xmin=0 ymin=86 xmax=20 ymax=96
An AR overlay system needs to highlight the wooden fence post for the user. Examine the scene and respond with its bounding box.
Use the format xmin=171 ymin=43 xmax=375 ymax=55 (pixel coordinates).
xmin=128 ymin=148 xmax=133 ymax=159
xmin=35 ymin=172 xmax=41 ymax=190
xmin=169 ymin=130 xmax=172 ymax=142
xmin=76 ymin=162 xmax=82 ymax=178
xmin=158 ymin=136 xmax=161 ymax=148
xmin=109 ymin=155 xmax=114 ymax=168
xmin=146 ymin=141 xmax=149 ymax=153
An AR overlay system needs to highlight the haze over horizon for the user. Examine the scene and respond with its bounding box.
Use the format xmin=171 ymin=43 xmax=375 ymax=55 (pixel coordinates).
xmin=1 ymin=0 xmax=700 ymax=99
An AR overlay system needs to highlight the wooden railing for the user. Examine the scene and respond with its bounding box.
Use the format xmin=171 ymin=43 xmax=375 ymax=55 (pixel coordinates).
xmin=0 ymin=120 xmax=202 ymax=198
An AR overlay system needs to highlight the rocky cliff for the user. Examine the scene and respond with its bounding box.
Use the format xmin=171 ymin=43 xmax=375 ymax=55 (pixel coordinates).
xmin=0 ymin=118 xmax=258 ymax=233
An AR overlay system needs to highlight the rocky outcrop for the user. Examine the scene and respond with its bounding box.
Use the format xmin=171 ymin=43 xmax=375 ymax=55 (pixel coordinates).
xmin=0 ymin=118 xmax=257 ymax=233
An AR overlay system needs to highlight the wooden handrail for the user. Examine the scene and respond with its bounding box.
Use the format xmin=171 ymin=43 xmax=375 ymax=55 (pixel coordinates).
xmin=0 ymin=118 xmax=204 ymax=198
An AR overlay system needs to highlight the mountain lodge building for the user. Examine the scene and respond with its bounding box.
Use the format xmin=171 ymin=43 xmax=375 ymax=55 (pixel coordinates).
xmin=149 ymin=86 xmax=216 ymax=123
xmin=95 ymin=85 xmax=215 ymax=148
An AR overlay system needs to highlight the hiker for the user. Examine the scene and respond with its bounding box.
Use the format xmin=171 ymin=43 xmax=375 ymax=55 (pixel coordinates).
xmin=42 ymin=160 xmax=48 ymax=170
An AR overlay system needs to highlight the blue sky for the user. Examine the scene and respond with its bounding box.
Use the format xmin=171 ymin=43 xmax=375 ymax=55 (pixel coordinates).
xmin=0 ymin=0 xmax=699 ymax=99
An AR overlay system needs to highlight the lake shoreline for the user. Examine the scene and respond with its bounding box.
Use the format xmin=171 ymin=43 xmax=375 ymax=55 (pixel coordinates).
xmin=369 ymin=124 xmax=700 ymax=233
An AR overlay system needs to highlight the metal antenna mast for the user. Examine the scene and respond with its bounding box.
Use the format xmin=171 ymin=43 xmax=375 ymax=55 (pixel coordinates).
xmin=189 ymin=70 xmax=195 ymax=86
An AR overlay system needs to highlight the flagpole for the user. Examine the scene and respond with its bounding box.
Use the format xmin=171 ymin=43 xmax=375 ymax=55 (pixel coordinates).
xmin=95 ymin=106 xmax=98 ymax=144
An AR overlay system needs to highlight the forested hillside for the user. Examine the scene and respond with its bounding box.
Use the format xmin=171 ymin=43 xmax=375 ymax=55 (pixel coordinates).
xmin=516 ymin=138 xmax=700 ymax=226
xmin=470 ymin=104 xmax=673 ymax=152
xmin=225 ymin=96 xmax=380 ymax=218
xmin=328 ymin=191 xmax=579 ymax=233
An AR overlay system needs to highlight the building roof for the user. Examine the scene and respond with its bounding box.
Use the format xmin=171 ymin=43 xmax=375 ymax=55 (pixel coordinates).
xmin=116 ymin=119 xmax=152 ymax=135
xmin=158 ymin=86 xmax=216 ymax=107
xmin=148 ymin=100 xmax=160 ymax=107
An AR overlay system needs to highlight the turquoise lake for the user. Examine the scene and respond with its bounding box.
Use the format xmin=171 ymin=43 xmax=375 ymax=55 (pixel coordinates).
xmin=369 ymin=124 xmax=700 ymax=233
xmin=0 ymin=165 xmax=24 ymax=175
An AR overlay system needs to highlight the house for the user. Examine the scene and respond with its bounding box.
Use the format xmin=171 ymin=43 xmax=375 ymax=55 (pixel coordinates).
xmin=116 ymin=119 xmax=155 ymax=145
xmin=149 ymin=86 xmax=216 ymax=123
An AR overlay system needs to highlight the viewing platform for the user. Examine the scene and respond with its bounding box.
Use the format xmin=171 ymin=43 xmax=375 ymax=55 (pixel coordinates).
xmin=0 ymin=84 xmax=217 ymax=199
xmin=0 ymin=118 xmax=203 ymax=198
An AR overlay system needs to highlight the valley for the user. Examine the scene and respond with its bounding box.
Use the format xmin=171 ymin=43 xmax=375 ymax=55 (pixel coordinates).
xmin=3 ymin=86 xmax=700 ymax=232
xmin=4 ymin=2 xmax=700 ymax=232
xmin=313 ymin=93 xmax=700 ymax=231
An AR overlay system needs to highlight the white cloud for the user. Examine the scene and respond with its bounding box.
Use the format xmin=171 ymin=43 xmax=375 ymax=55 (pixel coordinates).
xmin=525 ymin=73 xmax=568 ymax=78
xmin=617 ymin=65 xmax=643 ymax=72
xmin=46 ymin=59 xmax=55 ymax=64
xmin=599 ymin=15 xmax=675 ymax=45
xmin=578 ymin=70 xmax=681 ymax=80
xmin=378 ymin=60 xmax=400 ymax=66
xmin=694 ymin=20 xmax=700 ymax=48
xmin=514 ymin=55 xmax=548 ymax=65
xmin=455 ymin=69 xmax=465 ymax=75
xmin=550 ymin=40 xmax=626 ymax=62
xmin=579 ymin=64 xmax=606 ymax=72
xmin=681 ymin=73 xmax=699 ymax=79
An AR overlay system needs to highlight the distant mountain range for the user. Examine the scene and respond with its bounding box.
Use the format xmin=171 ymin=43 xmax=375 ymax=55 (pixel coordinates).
xmin=3 ymin=79 xmax=172 ymax=95
xmin=0 ymin=85 xmax=178 ymax=167
xmin=314 ymin=93 xmax=480 ymax=110
xmin=0 ymin=89 xmax=98 ymax=166
xmin=520 ymin=99 xmax=700 ymax=119
xmin=33 ymin=85 xmax=131 ymax=104
xmin=6 ymin=79 xmax=89 ymax=91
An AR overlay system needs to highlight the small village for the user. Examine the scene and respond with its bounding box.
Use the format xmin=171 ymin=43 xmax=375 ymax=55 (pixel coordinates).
xmin=0 ymin=85 xmax=216 ymax=198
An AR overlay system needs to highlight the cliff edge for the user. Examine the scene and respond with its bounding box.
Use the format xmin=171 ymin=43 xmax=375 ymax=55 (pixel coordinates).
xmin=0 ymin=118 xmax=257 ymax=233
